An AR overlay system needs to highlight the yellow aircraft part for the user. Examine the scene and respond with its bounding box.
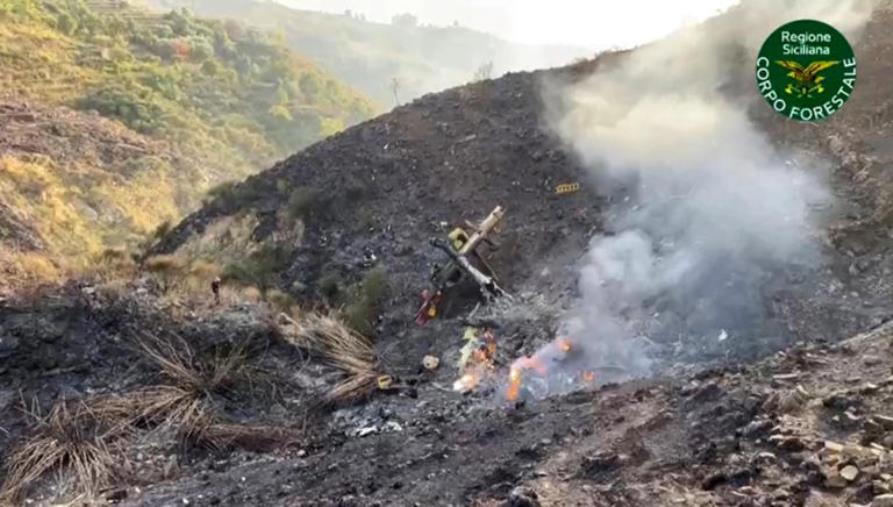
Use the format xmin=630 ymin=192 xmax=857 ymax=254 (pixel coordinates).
xmin=555 ymin=183 xmax=581 ymax=195
xmin=449 ymin=227 xmax=469 ymax=250
xmin=377 ymin=375 xmax=394 ymax=390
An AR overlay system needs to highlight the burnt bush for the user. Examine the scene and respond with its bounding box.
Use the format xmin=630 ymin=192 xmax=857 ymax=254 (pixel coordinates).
xmin=342 ymin=266 xmax=389 ymax=336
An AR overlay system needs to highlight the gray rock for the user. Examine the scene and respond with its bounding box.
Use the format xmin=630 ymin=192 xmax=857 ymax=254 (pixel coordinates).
xmin=864 ymin=355 xmax=883 ymax=366
xmin=0 ymin=389 xmax=13 ymax=412
xmin=841 ymin=465 xmax=860 ymax=481
xmin=825 ymin=468 xmax=848 ymax=489
xmin=873 ymin=415 xmax=893 ymax=430
xmin=0 ymin=334 xmax=19 ymax=359
xmin=509 ymin=486 xmax=540 ymax=507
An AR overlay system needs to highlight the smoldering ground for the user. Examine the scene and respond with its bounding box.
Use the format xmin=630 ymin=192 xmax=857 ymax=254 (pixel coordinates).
xmin=537 ymin=0 xmax=874 ymax=381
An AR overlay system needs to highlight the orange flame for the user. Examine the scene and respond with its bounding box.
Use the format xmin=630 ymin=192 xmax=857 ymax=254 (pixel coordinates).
xmin=506 ymin=354 xmax=548 ymax=402
xmin=507 ymin=367 xmax=522 ymax=401
xmin=556 ymin=338 xmax=573 ymax=353
xmin=581 ymin=371 xmax=595 ymax=383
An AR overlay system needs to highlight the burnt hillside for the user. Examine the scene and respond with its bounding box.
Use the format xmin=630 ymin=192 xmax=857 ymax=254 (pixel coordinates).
xmin=4 ymin=4 xmax=893 ymax=506
xmin=153 ymin=66 xmax=605 ymax=365
xmin=157 ymin=2 xmax=893 ymax=372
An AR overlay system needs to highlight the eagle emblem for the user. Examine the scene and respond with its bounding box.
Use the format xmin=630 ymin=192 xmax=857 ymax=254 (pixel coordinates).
xmin=775 ymin=60 xmax=839 ymax=98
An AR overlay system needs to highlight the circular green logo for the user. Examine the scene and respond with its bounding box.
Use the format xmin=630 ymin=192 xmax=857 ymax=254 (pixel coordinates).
xmin=756 ymin=19 xmax=857 ymax=122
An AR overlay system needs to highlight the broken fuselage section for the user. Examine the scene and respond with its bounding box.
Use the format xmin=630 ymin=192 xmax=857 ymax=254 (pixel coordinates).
xmin=415 ymin=206 xmax=508 ymax=325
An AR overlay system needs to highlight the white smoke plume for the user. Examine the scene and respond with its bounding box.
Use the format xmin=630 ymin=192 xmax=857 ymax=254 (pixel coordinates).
xmin=540 ymin=0 xmax=874 ymax=382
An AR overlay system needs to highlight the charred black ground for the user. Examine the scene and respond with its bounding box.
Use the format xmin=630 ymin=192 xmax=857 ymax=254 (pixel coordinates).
xmin=2 ymin=6 xmax=893 ymax=507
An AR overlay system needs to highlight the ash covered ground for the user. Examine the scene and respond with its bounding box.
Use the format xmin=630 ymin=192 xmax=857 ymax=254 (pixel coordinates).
xmin=3 ymin=2 xmax=893 ymax=506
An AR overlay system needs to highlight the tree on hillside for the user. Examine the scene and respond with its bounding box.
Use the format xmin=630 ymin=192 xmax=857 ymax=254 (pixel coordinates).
xmin=56 ymin=12 xmax=77 ymax=35
xmin=299 ymin=73 xmax=322 ymax=100
xmin=190 ymin=37 xmax=214 ymax=61
xmin=391 ymin=13 xmax=418 ymax=29
xmin=391 ymin=77 xmax=400 ymax=106
xmin=473 ymin=62 xmax=493 ymax=82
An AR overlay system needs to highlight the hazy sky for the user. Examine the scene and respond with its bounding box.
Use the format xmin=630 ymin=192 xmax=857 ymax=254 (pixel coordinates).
xmin=277 ymin=0 xmax=739 ymax=48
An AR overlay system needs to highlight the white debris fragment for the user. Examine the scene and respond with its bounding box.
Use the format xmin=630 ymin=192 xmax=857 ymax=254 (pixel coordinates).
xmin=384 ymin=421 xmax=403 ymax=432
xmin=718 ymin=329 xmax=728 ymax=342
xmin=356 ymin=426 xmax=378 ymax=437
xmin=422 ymin=355 xmax=440 ymax=370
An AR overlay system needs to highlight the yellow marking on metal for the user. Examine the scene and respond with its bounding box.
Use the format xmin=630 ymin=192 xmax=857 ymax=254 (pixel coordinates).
xmin=377 ymin=375 xmax=394 ymax=390
xmin=555 ymin=183 xmax=581 ymax=195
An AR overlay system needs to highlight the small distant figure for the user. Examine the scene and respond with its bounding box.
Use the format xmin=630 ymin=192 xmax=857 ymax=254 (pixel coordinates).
xmin=211 ymin=277 xmax=222 ymax=305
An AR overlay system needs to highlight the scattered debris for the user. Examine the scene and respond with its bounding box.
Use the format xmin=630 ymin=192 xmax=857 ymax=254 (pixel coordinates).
xmin=416 ymin=206 xmax=508 ymax=325
xmin=422 ymin=355 xmax=440 ymax=371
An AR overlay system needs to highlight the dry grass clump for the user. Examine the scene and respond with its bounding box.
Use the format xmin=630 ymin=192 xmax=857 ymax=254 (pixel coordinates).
xmin=0 ymin=339 xmax=247 ymax=502
xmin=135 ymin=337 xmax=303 ymax=449
xmin=88 ymin=247 xmax=137 ymax=282
xmin=0 ymin=399 xmax=131 ymax=504
xmin=135 ymin=334 xmax=248 ymax=443
xmin=265 ymin=289 xmax=297 ymax=314
xmin=144 ymin=254 xmax=186 ymax=292
xmin=241 ymin=286 xmax=263 ymax=303
xmin=284 ymin=311 xmax=380 ymax=403
xmin=0 ymin=333 xmax=297 ymax=502
xmin=140 ymin=335 xmax=246 ymax=394
xmin=0 ymin=250 xmax=63 ymax=288
xmin=188 ymin=259 xmax=221 ymax=283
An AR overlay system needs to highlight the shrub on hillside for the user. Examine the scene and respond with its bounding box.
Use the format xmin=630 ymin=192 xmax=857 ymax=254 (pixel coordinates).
xmin=265 ymin=289 xmax=296 ymax=313
xmin=206 ymin=180 xmax=265 ymax=206
xmin=55 ymin=12 xmax=77 ymax=35
xmin=222 ymin=245 xmax=288 ymax=290
xmin=145 ymin=254 xmax=185 ymax=292
xmin=152 ymin=220 xmax=172 ymax=240
xmin=342 ymin=266 xmax=389 ymax=336
xmin=76 ymin=86 xmax=164 ymax=134
xmin=317 ymin=271 xmax=341 ymax=302
xmin=285 ymin=186 xmax=322 ymax=221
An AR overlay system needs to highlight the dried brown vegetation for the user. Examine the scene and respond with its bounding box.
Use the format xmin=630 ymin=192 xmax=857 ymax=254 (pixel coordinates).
xmin=0 ymin=333 xmax=297 ymax=503
xmin=284 ymin=311 xmax=380 ymax=403
xmin=136 ymin=334 xmax=251 ymax=444
xmin=0 ymin=399 xmax=130 ymax=504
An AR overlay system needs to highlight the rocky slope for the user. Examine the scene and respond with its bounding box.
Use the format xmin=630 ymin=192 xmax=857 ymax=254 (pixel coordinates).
xmin=125 ymin=319 xmax=893 ymax=506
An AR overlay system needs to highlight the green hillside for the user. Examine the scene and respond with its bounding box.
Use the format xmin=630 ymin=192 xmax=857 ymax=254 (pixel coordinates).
xmin=145 ymin=0 xmax=591 ymax=106
xmin=1 ymin=0 xmax=376 ymax=164
xmin=0 ymin=0 xmax=376 ymax=285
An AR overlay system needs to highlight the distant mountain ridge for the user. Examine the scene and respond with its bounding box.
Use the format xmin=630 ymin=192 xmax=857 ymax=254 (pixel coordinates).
xmin=144 ymin=0 xmax=593 ymax=106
